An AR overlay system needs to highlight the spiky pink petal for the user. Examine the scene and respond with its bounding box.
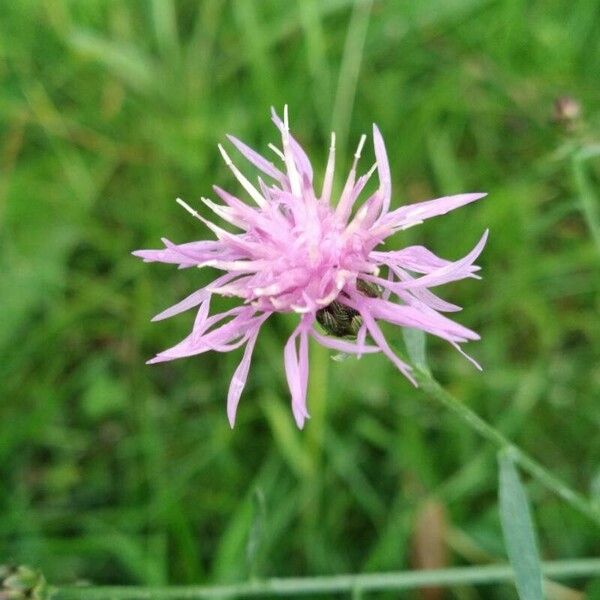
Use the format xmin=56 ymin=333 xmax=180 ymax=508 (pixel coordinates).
xmin=227 ymin=317 xmax=267 ymax=427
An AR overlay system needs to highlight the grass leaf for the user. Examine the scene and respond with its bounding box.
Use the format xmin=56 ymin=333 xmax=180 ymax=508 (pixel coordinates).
xmin=498 ymin=449 xmax=545 ymax=600
xmin=68 ymin=29 xmax=158 ymax=94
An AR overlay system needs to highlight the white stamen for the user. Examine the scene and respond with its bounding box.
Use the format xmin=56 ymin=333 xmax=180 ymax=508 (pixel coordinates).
xmin=199 ymin=259 xmax=263 ymax=272
xmin=176 ymin=197 xmax=233 ymax=242
xmin=354 ymin=134 xmax=367 ymax=160
xmin=364 ymin=162 xmax=377 ymax=180
xmin=320 ymin=132 xmax=336 ymax=203
xmin=291 ymin=303 xmax=311 ymax=314
xmin=346 ymin=133 xmax=367 ymax=176
xmin=199 ymin=196 xmax=237 ymax=223
xmin=218 ymin=144 xmax=267 ymax=208
xmin=283 ymin=104 xmax=289 ymax=131
xmin=268 ymin=143 xmax=285 ymax=161
xmin=176 ymin=197 xmax=201 ymax=219
xmin=335 ymin=134 xmax=368 ymax=220
xmin=281 ymin=104 xmax=302 ymax=197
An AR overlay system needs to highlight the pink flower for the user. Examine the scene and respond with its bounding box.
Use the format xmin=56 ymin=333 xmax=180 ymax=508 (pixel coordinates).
xmin=134 ymin=107 xmax=487 ymax=428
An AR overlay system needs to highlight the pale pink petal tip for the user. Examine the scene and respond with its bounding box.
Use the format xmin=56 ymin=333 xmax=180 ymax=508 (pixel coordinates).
xmin=136 ymin=108 xmax=487 ymax=427
xmin=227 ymin=326 xmax=260 ymax=427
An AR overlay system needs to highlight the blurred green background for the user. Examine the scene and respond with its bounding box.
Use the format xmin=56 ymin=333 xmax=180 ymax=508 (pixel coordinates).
xmin=1 ymin=0 xmax=599 ymax=597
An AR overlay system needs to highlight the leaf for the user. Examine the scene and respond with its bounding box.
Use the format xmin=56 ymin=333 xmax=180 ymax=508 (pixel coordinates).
xmin=403 ymin=327 xmax=428 ymax=371
xmin=246 ymin=487 xmax=266 ymax=578
xmin=572 ymin=151 xmax=600 ymax=254
xmin=68 ymin=29 xmax=158 ymax=95
xmin=150 ymin=0 xmax=180 ymax=60
xmin=498 ymin=449 xmax=545 ymax=600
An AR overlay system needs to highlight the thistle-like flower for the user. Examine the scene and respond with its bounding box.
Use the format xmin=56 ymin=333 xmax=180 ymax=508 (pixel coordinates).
xmin=134 ymin=107 xmax=487 ymax=428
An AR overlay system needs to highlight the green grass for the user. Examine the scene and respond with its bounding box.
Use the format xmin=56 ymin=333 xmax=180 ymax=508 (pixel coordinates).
xmin=1 ymin=0 xmax=599 ymax=598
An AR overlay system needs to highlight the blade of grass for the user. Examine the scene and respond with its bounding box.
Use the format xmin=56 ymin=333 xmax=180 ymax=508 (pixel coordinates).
xmin=499 ymin=449 xmax=544 ymax=600
xmin=297 ymin=0 xmax=332 ymax=133
xmin=572 ymin=149 xmax=600 ymax=254
xmin=68 ymin=29 xmax=159 ymax=95
xmin=246 ymin=488 xmax=266 ymax=579
xmin=54 ymin=558 xmax=600 ymax=599
xmin=151 ymin=0 xmax=180 ymax=61
xmin=232 ymin=0 xmax=278 ymax=104
xmin=331 ymin=0 xmax=373 ymax=158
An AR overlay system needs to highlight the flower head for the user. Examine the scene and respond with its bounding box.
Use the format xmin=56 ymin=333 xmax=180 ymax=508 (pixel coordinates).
xmin=134 ymin=107 xmax=487 ymax=428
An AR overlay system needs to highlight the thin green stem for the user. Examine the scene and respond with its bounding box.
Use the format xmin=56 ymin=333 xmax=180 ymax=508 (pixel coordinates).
xmin=304 ymin=342 xmax=329 ymax=558
xmin=414 ymin=368 xmax=600 ymax=526
xmin=307 ymin=344 xmax=329 ymax=473
xmin=54 ymin=559 xmax=600 ymax=599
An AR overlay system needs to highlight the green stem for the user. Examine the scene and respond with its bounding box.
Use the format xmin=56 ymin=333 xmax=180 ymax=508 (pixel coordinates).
xmin=414 ymin=368 xmax=600 ymax=526
xmin=307 ymin=343 xmax=329 ymax=474
xmin=54 ymin=559 xmax=600 ymax=599
xmin=303 ymin=342 xmax=329 ymax=555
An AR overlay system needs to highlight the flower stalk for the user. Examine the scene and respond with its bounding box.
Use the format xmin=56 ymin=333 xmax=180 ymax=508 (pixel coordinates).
xmin=413 ymin=367 xmax=600 ymax=526
xmin=54 ymin=559 xmax=600 ymax=599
